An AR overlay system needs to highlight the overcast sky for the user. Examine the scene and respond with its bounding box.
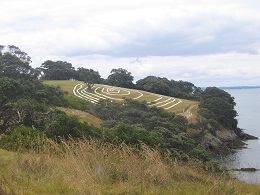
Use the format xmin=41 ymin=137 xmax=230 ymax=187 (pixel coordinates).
xmin=1 ymin=0 xmax=260 ymax=87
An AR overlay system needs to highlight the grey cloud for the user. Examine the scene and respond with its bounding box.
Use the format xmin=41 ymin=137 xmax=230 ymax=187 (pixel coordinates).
xmin=2 ymin=0 xmax=260 ymax=87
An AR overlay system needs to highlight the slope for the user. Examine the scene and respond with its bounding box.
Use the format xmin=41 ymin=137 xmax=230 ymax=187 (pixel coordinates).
xmin=44 ymin=80 xmax=198 ymax=121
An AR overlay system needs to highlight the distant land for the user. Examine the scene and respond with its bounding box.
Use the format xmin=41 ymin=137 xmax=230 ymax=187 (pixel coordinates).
xmin=219 ymin=86 xmax=260 ymax=90
xmin=200 ymin=86 xmax=260 ymax=90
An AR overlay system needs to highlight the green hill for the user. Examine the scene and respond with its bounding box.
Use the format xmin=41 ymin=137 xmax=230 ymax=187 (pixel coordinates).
xmin=44 ymin=80 xmax=199 ymax=121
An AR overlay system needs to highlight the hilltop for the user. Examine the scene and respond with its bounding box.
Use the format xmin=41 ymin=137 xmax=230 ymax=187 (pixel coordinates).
xmin=44 ymin=80 xmax=199 ymax=121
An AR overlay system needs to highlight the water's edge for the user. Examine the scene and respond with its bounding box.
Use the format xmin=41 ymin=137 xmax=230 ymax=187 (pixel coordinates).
xmin=220 ymin=88 xmax=260 ymax=183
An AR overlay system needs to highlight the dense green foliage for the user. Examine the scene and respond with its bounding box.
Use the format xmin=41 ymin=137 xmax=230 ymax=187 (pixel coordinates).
xmin=91 ymin=99 xmax=209 ymax=158
xmin=0 ymin=46 xmax=39 ymax=80
xmin=77 ymin=67 xmax=102 ymax=90
xmin=0 ymin=126 xmax=46 ymax=151
xmin=92 ymin=99 xmax=187 ymax=132
xmin=40 ymin=60 xmax=77 ymax=80
xmin=105 ymin=68 xmax=134 ymax=88
xmin=102 ymin=123 xmax=160 ymax=147
xmin=0 ymin=77 xmax=65 ymax=133
xmin=40 ymin=109 xmax=101 ymax=140
xmin=136 ymin=76 xmax=202 ymax=100
xmin=64 ymin=93 xmax=92 ymax=111
xmin=199 ymin=87 xmax=238 ymax=130
xmin=0 ymin=46 xmax=65 ymax=133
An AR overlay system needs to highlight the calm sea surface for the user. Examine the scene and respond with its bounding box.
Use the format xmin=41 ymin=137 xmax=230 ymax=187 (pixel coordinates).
xmin=220 ymin=88 xmax=260 ymax=183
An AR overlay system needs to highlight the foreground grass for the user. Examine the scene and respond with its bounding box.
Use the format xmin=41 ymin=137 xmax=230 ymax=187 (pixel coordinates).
xmin=0 ymin=140 xmax=260 ymax=194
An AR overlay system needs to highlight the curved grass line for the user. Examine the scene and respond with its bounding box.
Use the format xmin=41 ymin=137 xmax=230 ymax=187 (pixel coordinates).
xmin=153 ymin=96 xmax=163 ymax=102
xmin=102 ymin=87 xmax=131 ymax=96
xmin=94 ymin=87 xmax=124 ymax=101
xmin=152 ymin=97 xmax=173 ymax=106
xmin=73 ymin=84 xmax=97 ymax=104
xmin=157 ymin=98 xmax=176 ymax=107
xmin=81 ymin=88 xmax=106 ymax=100
xmin=98 ymin=85 xmax=143 ymax=99
xmin=78 ymin=88 xmax=98 ymax=103
xmin=73 ymin=84 xmax=183 ymax=110
xmin=128 ymin=89 xmax=144 ymax=100
xmin=102 ymin=88 xmax=120 ymax=94
xmin=80 ymin=89 xmax=102 ymax=102
xmin=164 ymin=100 xmax=182 ymax=110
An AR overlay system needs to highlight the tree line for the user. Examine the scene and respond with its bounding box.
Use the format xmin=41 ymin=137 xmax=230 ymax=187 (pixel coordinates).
xmin=0 ymin=45 xmax=208 ymax=102
xmin=40 ymin=58 xmax=202 ymax=100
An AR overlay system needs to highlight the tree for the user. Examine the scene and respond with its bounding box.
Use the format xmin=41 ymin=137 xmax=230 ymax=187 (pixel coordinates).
xmin=0 ymin=46 xmax=66 ymax=133
xmin=0 ymin=51 xmax=32 ymax=79
xmin=77 ymin=68 xmax=101 ymax=90
xmin=0 ymin=45 xmax=4 ymax=55
xmin=42 ymin=109 xmax=100 ymax=139
xmin=136 ymin=76 xmax=202 ymax=100
xmin=0 ymin=77 xmax=65 ymax=133
xmin=0 ymin=45 xmax=43 ymax=81
xmin=40 ymin=60 xmax=77 ymax=80
xmin=136 ymin=76 xmax=171 ymax=95
xmin=199 ymin=87 xmax=238 ymax=129
xmin=0 ymin=77 xmax=26 ymax=132
xmin=4 ymin=45 xmax=32 ymax=64
xmin=104 ymin=123 xmax=160 ymax=146
xmin=106 ymin=68 xmax=134 ymax=88
xmin=0 ymin=126 xmax=47 ymax=151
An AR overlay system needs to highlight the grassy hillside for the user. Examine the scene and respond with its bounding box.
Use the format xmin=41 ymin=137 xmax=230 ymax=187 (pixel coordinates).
xmin=1 ymin=139 xmax=260 ymax=194
xmin=44 ymin=80 xmax=82 ymax=93
xmin=44 ymin=80 xmax=199 ymax=121
xmin=56 ymin=107 xmax=102 ymax=127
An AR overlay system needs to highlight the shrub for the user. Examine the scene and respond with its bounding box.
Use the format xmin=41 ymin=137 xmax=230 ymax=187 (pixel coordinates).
xmin=0 ymin=126 xmax=46 ymax=151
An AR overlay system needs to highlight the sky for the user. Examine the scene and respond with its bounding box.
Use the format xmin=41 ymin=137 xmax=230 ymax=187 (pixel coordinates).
xmin=1 ymin=0 xmax=260 ymax=87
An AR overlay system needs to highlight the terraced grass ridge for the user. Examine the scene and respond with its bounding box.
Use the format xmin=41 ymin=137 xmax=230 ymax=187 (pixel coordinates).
xmin=44 ymin=80 xmax=199 ymax=121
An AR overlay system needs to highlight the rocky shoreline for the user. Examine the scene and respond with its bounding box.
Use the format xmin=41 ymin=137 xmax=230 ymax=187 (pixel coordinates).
xmin=201 ymin=128 xmax=258 ymax=155
xmin=234 ymin=128 xmax=258 ymax=140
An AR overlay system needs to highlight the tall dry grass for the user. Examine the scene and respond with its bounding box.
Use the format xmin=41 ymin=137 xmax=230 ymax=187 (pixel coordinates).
xmin=0 ymin=138 xmax=260 ymax=194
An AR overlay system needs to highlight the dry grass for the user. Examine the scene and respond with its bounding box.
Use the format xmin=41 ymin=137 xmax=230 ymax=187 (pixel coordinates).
xmin=56 ymin=107 xmax=102 ymax=127
xmin=1 ymin=139 xmax=260 ymax=194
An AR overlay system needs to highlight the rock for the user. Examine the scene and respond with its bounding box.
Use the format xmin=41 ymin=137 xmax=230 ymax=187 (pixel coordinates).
xmin=199 ymin=128 xmax=258 ymax=155
xmin=216 ymin=129 xmax=237 ymax=141
xmin=200 ymin=129 xmax=249 ymax=155
xmin=200 ymin=133 xmax=235 ymax=155
xmin=234 ymin=128 xmax=258 ymax=140
xmin=233 ymin=168 xmax=258 ymax=172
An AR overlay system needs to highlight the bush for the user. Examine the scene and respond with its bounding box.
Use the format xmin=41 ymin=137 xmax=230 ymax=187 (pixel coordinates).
xmin=189 ymin=144 xmax=210 ymax=162
xmin=64 ymin=93 xmax=91 ymax=111
xmin=42 ymin=109 xmax=101 ymax=140
xmin=0 ymin=126 xmax=46 ymax=151
xmin=103 ymin=123 xmax=160 ymax=147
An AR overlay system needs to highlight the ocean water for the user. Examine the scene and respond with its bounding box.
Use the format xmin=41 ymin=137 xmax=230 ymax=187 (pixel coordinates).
xmin=221 ymin=88 xmax=260 ymax=183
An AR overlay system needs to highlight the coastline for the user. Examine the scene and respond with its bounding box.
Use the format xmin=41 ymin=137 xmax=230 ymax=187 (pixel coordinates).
xmin=202 ymin=128 xmax=258 ymax=156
